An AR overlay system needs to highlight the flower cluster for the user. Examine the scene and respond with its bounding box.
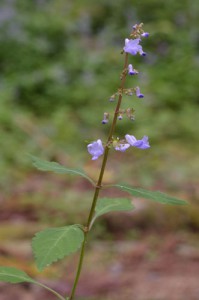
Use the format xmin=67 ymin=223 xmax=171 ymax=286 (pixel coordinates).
xmin=87 ymin=135 xmax=150 ymax=160
xmin=124 ymin=23 xmax=149 ymax=56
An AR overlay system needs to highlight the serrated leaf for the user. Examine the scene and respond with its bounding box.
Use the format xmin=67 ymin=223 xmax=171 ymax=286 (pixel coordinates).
xmin=114 ymin=184 xmax=187 ymax=205
xmin=32 ymin=225 xmax=84 ymax=271
xmin=95 ymin=198 xmax=134 ymax=218
xmin=29 ymin=155 xmax=94 ymax=185
xmin=0 ymin=267 xmax=35 ymax=284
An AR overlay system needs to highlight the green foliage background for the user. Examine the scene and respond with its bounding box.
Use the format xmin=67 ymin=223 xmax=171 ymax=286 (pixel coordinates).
xmin=0 ymin=0 xmax=198 ymax=191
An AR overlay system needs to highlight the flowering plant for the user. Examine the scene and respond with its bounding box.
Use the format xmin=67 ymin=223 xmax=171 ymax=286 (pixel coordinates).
xmin=0 ymin=23 xmax=187 ymax=300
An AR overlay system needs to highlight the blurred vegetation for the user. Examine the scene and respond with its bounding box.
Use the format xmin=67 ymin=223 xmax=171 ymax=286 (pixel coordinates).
xmin=0 ymin=0 xmax=198 ymax=229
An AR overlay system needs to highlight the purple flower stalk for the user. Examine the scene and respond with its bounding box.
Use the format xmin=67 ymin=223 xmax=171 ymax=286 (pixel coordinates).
xmin=135 ymin=87 xmax=144 ymax=98
xmin=123 ymin=38 xmax=143 ymax=56
xmin=87 ymin=139 xmax=104 ymax=160
xmin=125 ymin=134 xmax=150 ymax=149
xmin=128 ymin=64 xmax=138 ymax=75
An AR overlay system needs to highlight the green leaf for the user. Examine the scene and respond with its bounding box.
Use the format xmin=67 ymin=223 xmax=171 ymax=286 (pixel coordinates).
xmin=0 ymin=267 xmax=67 ymax=300
xmin=29 ymin=155 xmax=94 ymax=185
xmin=32 ymin=225 xmax=84 ymax=271
xmin=95 ymin=197 xmax=134 ymax=218
xmin=114 ymin=184 xmax=188 ymax=205
xmin=0 ymin=267 xmax=35 ymax=284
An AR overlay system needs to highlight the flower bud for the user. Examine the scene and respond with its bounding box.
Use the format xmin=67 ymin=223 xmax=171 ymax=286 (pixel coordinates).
xmin=109 ymin=94 xmax=116 ymax=102
xmin=141 ymin=32 xmax=149 ymax=38
xmin=135 ymin=87 xmax=144 ymax=98
xmin=126 ymin=108 xmax=135 ymax=121
xmin=128 ymin=64 xmax=138 ymax=75
xmin=139 ymin=49 xmax=146 ymax=56
xmin=101 ymin=112 xmax=109 ymax=124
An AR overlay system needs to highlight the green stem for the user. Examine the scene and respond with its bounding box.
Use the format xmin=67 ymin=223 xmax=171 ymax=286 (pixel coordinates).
xmin=68 ymin=233 xmax=87 ymax=300
xmin=35 ymin=281 xmax=66 ymax=300
xmin=68 ymin=53 xmax=129 ymax=300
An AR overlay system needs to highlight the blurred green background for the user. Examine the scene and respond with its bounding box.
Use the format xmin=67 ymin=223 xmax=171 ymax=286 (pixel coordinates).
xmin=0 ymin=0 xmax=199 ymax=299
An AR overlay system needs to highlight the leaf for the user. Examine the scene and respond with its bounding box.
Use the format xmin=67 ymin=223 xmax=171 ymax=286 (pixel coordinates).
xmin=29 ymin=155 xmax=94 ymax=185
xmin=32 ymin=225 xmax=84 ymax=271
xmin=0 ymin=267 xmax=35 ymax=284
xmin=0 ymin=267 xmax=67 ymax=300
xmin=113 ymin=184 xmax=188 ymax=205
xmin=95 ymin=197 xmax=134 ymax=218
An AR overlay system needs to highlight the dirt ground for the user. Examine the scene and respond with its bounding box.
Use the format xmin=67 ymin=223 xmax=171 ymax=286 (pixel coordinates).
xmin=0 ymin=232 xmax=199 ymax=300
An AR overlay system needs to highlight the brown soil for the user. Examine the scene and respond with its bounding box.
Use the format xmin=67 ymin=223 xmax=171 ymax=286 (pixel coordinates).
xmin=0 ymin=233 xmax=199 ymax=300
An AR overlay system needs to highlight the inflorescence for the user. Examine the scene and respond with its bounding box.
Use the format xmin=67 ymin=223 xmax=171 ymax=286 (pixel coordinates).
xmin=87 ymin=23 xmax=150 ymax=161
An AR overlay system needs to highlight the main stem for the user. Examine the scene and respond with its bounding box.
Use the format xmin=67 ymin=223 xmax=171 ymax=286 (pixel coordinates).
xmin=68 ymin=53 xmax=129 ymax=300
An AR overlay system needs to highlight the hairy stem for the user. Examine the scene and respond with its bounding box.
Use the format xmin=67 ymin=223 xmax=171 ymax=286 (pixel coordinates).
xmin=68 ymin=53 xmax=129 ymax=300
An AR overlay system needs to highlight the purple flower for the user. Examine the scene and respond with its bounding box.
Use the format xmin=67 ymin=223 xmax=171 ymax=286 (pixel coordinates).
xmin=87 ymin=139 xmax=104 ymax=160
xmin=135 ymin=87 xmax=144 ymax=98
xmin=128 ymin=64 xmax=138 ymax=75
xmin=115 ymin=143 xmax=130 ymax=152
xmin=141 ymin=32 xmax=149 ymax=38
xmin=123 ymin=38 xmax=143 ymax=56
xmin=125 ymin=134 xmax=150 ymax=149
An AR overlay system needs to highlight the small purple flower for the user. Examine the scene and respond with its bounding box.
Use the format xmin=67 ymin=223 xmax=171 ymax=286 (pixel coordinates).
xmin=128 ymin=64 xmax=138 ymax=75
xmin=141 ymin=32 xmax=149 ymax=38
xmin=125 ymin=134 xmax=150 ymax=149
xmin=123 ymin=38 xmax=143 ymax=56
xmin=87 ymin=139 xmax=104 ymax=160
xmin=135 ymin=87 xmax=144 ymax=98
xmin=115 ymin=143 xmax=130 ymax=152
